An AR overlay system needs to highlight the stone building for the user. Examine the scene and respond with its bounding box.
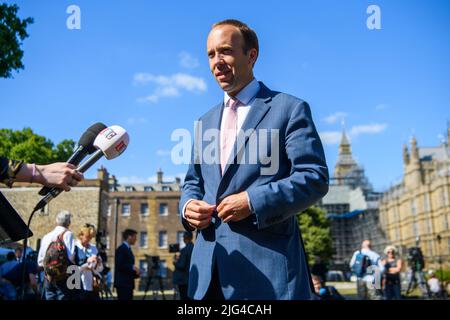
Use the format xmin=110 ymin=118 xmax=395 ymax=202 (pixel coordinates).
xmin=0 ymin=167 xmax=111 ymax=253
xmin=379 ymin=126 xmax=450 ymax=269
xmin=318 ymin=130 xmax=387 ymax=270
xmin=106 ymin=169 xmax=184 ymax=291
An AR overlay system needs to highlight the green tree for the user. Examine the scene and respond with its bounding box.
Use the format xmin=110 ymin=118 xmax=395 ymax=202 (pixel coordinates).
xmin=0 ymin=3 xmax=34 ymax=78
xmin=297 ymin=206 xmax=333 ymax=266
xmin=0 ymin=128 xmax=75 ymax=164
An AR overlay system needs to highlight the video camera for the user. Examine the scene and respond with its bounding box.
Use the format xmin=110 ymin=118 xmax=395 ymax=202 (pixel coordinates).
xmin=407 ymin=247 xmax=425 ymax=271
xmin=168 ymin=243 xmax=180 ymax=253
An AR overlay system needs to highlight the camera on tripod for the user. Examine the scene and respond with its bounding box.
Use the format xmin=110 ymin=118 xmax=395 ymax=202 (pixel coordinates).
xmin=168 ymin=243 xmax=180 ymax=253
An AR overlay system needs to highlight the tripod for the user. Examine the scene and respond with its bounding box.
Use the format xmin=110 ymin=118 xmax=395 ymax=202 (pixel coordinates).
xmin=142 ymin=259 xmax=166 ymax=300
xmin=405 ymin=269 xmax=431 ymax=298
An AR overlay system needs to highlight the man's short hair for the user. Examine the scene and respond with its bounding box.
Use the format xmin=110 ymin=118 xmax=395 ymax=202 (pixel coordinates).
xmin=55 ymin=210 xmax=71 ymax=228
xmin=212 ymin=19 xmax=259 ymax=58
xmin=122 ymin=228 xmax=137 ymax=241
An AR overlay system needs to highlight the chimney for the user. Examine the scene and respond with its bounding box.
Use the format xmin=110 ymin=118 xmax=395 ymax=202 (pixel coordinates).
xmin=175 ymin=177 xmax=181 ymax=185
xmin=157 ymin=168 xmax=163 ymax=184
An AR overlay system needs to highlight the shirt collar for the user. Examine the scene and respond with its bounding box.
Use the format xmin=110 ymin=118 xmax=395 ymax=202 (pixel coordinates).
xmin=224 ymin=78 xmax=260 ymax=106
xmin=123 ymin=241 xmax=130 ymax=249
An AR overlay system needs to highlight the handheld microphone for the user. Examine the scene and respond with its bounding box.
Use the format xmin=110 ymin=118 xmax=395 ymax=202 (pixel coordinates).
xmin=33 ymin=125 xmax=129 ymax=211
xmin=38 ymin=122 xmax=107 ymax=196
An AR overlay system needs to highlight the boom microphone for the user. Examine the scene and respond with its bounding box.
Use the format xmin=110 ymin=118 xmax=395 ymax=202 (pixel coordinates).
xmin=33 ymin=125 xmax=129 ymax=211
xmin=38 ymin=122 xmax=107 ymax=196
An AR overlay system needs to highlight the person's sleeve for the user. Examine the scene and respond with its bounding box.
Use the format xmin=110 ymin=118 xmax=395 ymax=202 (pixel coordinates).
xmin=65 ymin=232 xmax=76 ymax=263
xmin=246 ymin=101 xmax=329 ymax=229
xmin=349 ymin=252 xmax=356 ymax=268
xmin=179 ymin=123 xmax=206 ymax=231
xmin=174 ymin=249 xmax=188 ymax=271
xmin=116 ymin=247 xmax=135 ymax=275
xmin=0 ymin=156 xmax=24 ymax=187
xmin=37 ymin=239 xmax=46 ymax=267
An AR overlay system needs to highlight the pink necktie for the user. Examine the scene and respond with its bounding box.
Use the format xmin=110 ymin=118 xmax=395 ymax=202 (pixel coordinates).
xmin=220 ymin=97 xmax=240 ymax=174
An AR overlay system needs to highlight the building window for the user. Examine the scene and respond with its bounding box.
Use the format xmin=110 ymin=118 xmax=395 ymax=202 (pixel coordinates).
xmin=159 ymin=203 xmax=168 ymax=216
xmin=428 ymin=241 xmax=433 ymax=256
xmin=106 ymin=236 xmax=110 ymax=250
xmin=125 ymin=186 xmax=135 ymax=192
xmin=107 ymin=205 xmax=112 ymax=217
xmin=121 ymin=203 xmax=131 ymax=216
xmin=144 ymin=186 xmax=153 ymax=192
xmin=140 ymin=232 xmax=148 ymax=248
xmin=158 ymin=231 xmax=168 ymax=248
xmin=395 ymin=229 xmax=400 ymax=241
xmin=177 ymin=231 xmax=185 ymax=249
xmin=140 ymin=203 xmax=149 ymax=216
xmin=424 ymin=194 xmax=430 ymax=212
xmin=139 ymin=259 xmax=148 ymax=274
xmin=412 ymin=222 xmax=418 ymax=237
xmin=444 ymin=214 xmax=449 ymax=231
xmin=411 ymin=199 xmax=416 ymax=216
xmin=427 ymin=219 xmax=433 ymax=234
xmin=162 ymin=186 xmax=171 ymax=192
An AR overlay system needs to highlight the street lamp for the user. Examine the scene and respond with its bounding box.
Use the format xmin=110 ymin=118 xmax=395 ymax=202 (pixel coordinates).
xmin=436 ymin=234 xmax=443 ymax=281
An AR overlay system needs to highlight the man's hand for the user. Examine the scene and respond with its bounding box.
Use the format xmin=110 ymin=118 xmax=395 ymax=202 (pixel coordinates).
xmin=185 ymin=200 xmax=215 ymax=230
xmin=217 ymin=191 xmax=252 ymax=223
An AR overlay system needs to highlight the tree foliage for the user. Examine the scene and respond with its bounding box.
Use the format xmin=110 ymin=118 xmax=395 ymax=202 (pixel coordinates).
xmin=0 ymin=128 xmax=75 ymax=164
xmin=0 ymin=3 xmax=34 ymax=78
xmin=297 ymin=206 xmax=333 ymax=266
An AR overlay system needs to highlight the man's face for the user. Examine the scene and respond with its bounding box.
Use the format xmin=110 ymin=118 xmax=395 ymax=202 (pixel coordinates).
xmin=207 ymin=25 xmax=257 ymax=96
xmin=128 ymin=234 xmax=137 ymax=245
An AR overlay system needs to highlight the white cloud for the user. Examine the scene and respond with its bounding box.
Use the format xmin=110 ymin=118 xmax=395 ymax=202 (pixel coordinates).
xmin=126 ymin=117 xmax=148 ymax=125
xmin=319 ymin=131 xmax=342 ymax=145
xmin=320 ymin=123 xmax=387 ymax=145
xmin=134 ymin=72 xmax=207 ymax=104
xmin=323 ymin=112 xmax=348 ymax=124
xmin=350 ymin=123 xmax=387 ymax=136
xmin=179 ymin=51 xmax=199 ymax=69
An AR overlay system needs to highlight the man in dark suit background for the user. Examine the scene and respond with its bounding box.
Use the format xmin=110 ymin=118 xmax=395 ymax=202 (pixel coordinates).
xmin=173 ymin=231 xmax=194 ymax=300
xmin=114 ymin=229 xmax=140 ymax=300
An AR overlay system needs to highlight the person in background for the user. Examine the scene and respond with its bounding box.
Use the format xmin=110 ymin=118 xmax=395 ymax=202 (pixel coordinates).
xmin=349 ymin=240 xmax=383 ymax=300
xmin=311 ymin=256 xmax=329 ymax=285
xmin=0 ymin=252 xmax=19 ymax=300
xmin=37 ymin=210 xmax=76 ymax=300
xmin=173 ymin=231 xmax=194 ymax=300
xmin=381 ymin=245 xmax=402 ymax=300
xmin=114 ymin=229 xmax=140 ymax=300
xmin=0 ymin=251 xmax=38 ymax=300
xmin=0 ymin=156 xmax=83 ymax=190
xmin=311 ymin=275 xmax=345 ymax=300
xmin=427 ymin=271 xmax=441 ymax=298
xmin=14 ymin=248 xmax=23 ymax=262
xmin=75 ymin=224 xmax=103 ymax=300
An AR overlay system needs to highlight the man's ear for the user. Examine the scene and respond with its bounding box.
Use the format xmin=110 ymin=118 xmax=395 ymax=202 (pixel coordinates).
xmin=248 ymin=48 xmax=258 ymax=65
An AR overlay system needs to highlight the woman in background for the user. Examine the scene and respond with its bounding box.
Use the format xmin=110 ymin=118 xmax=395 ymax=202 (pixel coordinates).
xmin=381 ymin=245 xmax=403 ymax=300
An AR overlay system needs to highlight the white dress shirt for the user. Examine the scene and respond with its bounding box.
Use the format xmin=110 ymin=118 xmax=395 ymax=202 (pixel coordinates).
xmin=183 ymin=78 xmax=260 ymax=218
xmin=37 ymin=226 xmax=75 ymax=267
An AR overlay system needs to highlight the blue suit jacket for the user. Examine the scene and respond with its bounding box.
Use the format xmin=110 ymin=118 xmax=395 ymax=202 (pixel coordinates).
xmin=179 ymin=82 xmax=329 ymax=300
xmin=173 ymin=242 xmax=194 ymax=285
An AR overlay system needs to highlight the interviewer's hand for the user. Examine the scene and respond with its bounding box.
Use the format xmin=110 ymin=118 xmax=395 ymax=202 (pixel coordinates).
xmin=184 ymin=200 xmax=215 ymax=230
xmin=36 ymin=163 xmax=83 ymax=191
xmin=217 ymin=191 xmax=252 ymax=223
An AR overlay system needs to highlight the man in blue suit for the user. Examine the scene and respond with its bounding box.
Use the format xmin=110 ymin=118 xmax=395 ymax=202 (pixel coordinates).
xmin=173 ymin=231 xmax=194 ymax=300
xmin=114 ymin=229 xmax=140 ymax=300
xmin=179 ymin=19 xmax=329 ymax=300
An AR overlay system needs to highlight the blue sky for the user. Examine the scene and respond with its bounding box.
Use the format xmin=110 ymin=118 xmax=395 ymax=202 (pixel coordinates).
xmin=1 ymin=0 xmax=449 ymax=191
